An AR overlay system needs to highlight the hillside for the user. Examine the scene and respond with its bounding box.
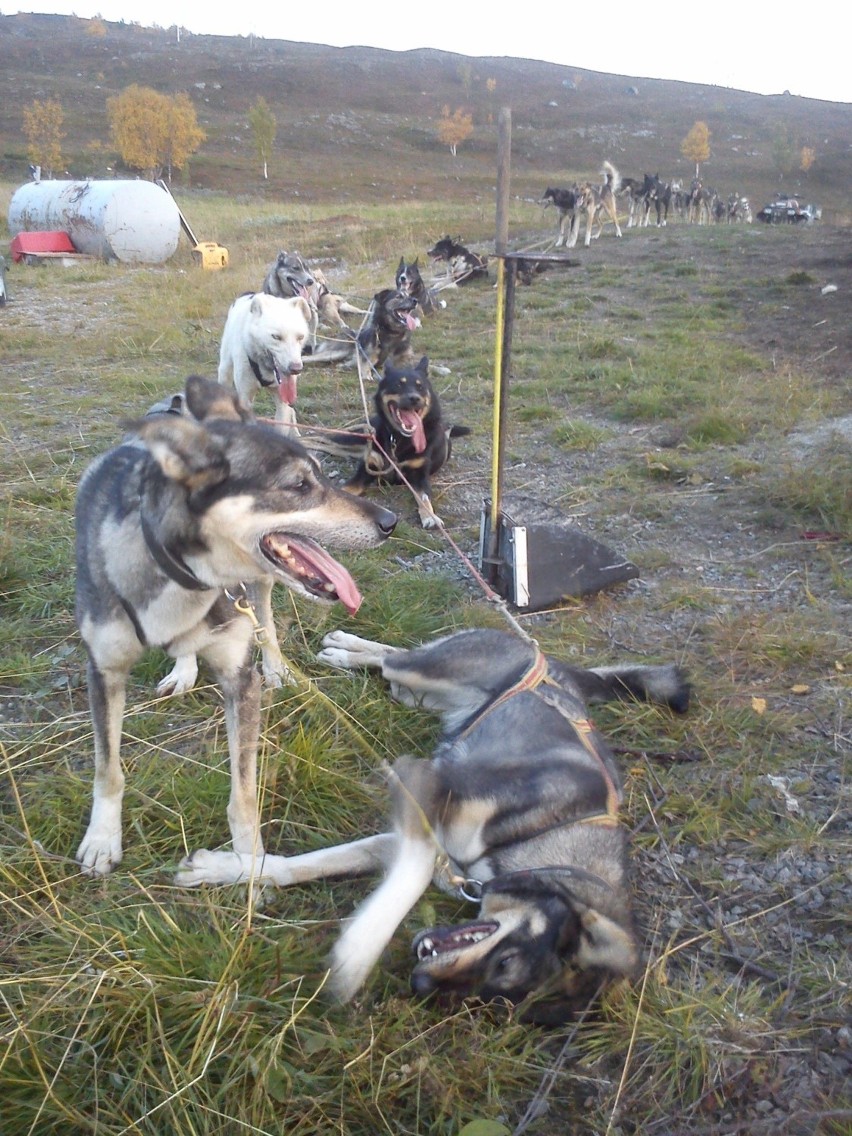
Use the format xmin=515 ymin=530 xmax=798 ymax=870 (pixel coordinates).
xmin=2 ymin=11 xmax=851 ymax=215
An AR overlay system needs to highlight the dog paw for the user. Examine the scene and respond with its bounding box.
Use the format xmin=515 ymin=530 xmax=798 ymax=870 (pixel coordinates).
xmin=317 ymin=630 xmax=383 ymax=670
xmin=157 ymin=654 xmax=199 ymax=697
xmin=316 ymin=646 xmax=357 ymax=669
xmin=327 ymin=941 xmax=374 ymax=1003
xmin=420 ymin=513 xmax=443 ymax=530
xmin=174 ymin=849 xmax=256 ymax=887
xmin=261 ymin=661 xmax=294 ymax=689
xmin=77 ymin=831 xmax=122 ymax=877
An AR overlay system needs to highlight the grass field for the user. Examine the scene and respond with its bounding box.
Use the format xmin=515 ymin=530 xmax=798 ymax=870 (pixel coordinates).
xmin=1 ymin=183 xmax=849 ymax=1135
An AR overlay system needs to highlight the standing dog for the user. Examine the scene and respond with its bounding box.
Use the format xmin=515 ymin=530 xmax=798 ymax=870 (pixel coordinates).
xmin=218 ymin=291 xmax=310 ymax=433
xmin=339 ymin=356 xmax=469 ymax=529
xmin=74 ymin=376 xmax=396 ymax=879
xmin=541 ymin=186 xmax=579 ymax=247
xmin=571 ymin=161 xmax=623 ymax=247
xmin=177 ymin=627 xmax=689 ymax=1012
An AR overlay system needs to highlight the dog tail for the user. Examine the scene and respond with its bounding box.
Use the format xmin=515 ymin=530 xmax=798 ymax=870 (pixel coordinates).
xmin=448 ymin=424 xmax=472 ymax=439
xmin=554 ymin=660 xmax=690 ymax=714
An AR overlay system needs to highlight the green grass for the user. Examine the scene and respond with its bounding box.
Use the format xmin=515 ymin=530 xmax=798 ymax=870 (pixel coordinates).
xmin=1 ymin=188 xmax=849 ymax=1135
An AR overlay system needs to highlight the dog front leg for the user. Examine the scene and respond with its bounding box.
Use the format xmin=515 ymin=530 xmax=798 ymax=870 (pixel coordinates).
xmin=221 ymin=660 xmax=263 ymax=856
xmin=274 ymin=402 xmax=300 ymax=439
xmin=249 ymin=578 xmax=293 ymax=688
xmin=417 ymin=490 xmax=441 ymax=529
xmin=77 ymin=658 xmax=129 ymax=876
xmin=175 ymin=832 xmax=397 ymax=888
xmin=329 ymin=755 xmax=440 ymax=1000
xmin=317 ymin=629 xmax=398 ymax=670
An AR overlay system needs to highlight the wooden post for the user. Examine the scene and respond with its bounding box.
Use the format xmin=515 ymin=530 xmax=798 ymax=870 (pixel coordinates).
xmin=487 ymin=108 xmax=513 ymax=581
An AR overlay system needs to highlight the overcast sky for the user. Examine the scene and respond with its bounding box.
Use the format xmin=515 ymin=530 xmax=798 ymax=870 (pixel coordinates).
xmin=13 ymin=2 xmax=851 ymax=104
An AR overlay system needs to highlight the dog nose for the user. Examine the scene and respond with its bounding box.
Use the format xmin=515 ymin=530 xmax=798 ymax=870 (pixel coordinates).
xmin=410 ymin=971 xmax=438 ymax=998
xmin=375 ymin=506 xmax=397 ymax=536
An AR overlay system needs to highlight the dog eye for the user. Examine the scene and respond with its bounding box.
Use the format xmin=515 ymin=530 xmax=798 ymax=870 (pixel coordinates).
xmin=271 ymin=333 xmax=282 ymax=342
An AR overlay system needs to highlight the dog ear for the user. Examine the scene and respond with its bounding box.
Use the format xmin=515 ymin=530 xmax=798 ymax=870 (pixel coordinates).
xmin=294 ymin=296 xmax=312 ymax=324
xmin=415 ymin=356 xmax=429 ymax=376
xmin=573 ymin=906 xmax=640 ymax=978
xmin=397 ymin=257 xmax=404 ymax=271
xmin=134 ymin=414 xmax=230 ymax=493
xmin=183 ymin=375 xmax=249 ymax=423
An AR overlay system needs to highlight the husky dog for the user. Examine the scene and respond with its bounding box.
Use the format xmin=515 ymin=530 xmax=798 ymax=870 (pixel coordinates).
xmin=541 ymin=186 xmax=579 ymax=247
xmin=74 ymin=376 xmax=396 ymax=880
xmin=570 ymin=161 xmax=623 ymax=248
xmin=262 ymin=251 xmax=365 ymax=348
xmin=395 ymin=257 xmax=446 ymax=315
xmin=427 ymin=236 xmax=489 ymax=284
xmin=263 ymin=249 xmax=320 ymax=348
xmin=178 ymin=627 xmax=690 ymax=1014
xmin=338 ymin=356 xmax=470 ymax=530
xmin=263 ymin=249 xmax=316 ymax=305
xmin=302 ymin=288 xmax=421 ymax=371
xmin=218 ymin=291 xmax=311 ymax=433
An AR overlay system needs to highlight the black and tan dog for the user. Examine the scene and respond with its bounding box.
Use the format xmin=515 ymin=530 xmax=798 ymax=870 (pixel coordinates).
xmin=427 ymin=235 xmax=489 ymax=284
xmin=395 ymin=257 xmax=446 ymax=315
xmin=74 ymin=376 xmax=396 ymax=879
xmin=178 ymin=626 xmax=690 ymax=1014
xmin=340 ymin=356 xmax=469 ymax=529
xmin=541 ymin=186 xmax=579 ymax=247
xmin=302 ymin=288 xmax=421 ymax=370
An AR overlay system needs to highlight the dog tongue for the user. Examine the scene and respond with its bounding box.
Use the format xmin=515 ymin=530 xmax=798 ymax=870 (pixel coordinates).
xmin=398 ymin=408 xmax=426 ymax=453
xmin=405 ymin=313 xmax=421 ymax=330
xmin=276 ymin=372 xmax=298 ymax=405
xmin=291 ymin=540 xmax=363 ymax=614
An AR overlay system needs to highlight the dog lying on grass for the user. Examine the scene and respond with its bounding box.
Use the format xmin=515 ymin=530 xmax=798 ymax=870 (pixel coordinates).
xmin=334 ymin=356 xmax=470 ymax=529
xmin=177 ymin=626 xmax=689 ymax=1013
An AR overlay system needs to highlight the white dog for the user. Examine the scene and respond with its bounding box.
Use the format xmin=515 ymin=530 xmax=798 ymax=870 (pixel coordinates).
xmin=218 ymin=292 xmax=310 ymax=433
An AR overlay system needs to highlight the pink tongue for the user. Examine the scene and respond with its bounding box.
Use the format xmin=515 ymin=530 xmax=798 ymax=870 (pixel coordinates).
xmin=405 ymin=313 xmax=421 ymax=330
xmin=291 ymin=540 xmax=363 ymax=614
xmin=277 ymin=372 xmax=298 ymax=405
xmin=398 ymin=408 xmax=426 ymax=453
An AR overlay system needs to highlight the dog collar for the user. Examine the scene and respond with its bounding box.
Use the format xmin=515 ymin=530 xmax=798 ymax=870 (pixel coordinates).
xmin=141 ymin=513 xmax=210 ymax=591
xmin=248 ymin=356 xmax=273 ymax=388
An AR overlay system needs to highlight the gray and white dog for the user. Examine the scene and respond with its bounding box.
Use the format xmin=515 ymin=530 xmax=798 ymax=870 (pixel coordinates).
xmin=74 ymin=376 xmax=396 ymax=879
xmin=178 ymin=626 xmax=689 ymax=1014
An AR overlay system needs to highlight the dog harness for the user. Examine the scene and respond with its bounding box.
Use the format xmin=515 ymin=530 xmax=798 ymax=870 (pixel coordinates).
xmin=392 ymin=642 xmax=624 ymax=903
xmin=455 ymin=643 xmax=621 ymax=825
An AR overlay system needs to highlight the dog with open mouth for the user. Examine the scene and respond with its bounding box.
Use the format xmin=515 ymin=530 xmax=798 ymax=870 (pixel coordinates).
xmin=218 ymin=291 xmax=310 ymax=434
xmin=427 ymin=235 xmax=489 ymax=284
xmin=74 ymin=376 xmax=396 ymax=881
xmin=338 ymin=356 xmax=470 ymax=529
xmin=302 ymin=288 xmax=421 ymax=371
xmin=395 ymin=257 xmax=446 ymax=315
xmin=182 ymin=626 xmax=690 ymax=1016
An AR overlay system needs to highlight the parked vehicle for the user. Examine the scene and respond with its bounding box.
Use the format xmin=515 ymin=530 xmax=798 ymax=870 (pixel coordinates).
xmin=756 ymin=196 xmax=821 ymax=224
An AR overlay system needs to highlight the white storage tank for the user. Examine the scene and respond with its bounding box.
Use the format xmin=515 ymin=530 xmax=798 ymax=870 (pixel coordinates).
xmin=7 ymin=180 xmax=181 ymax=264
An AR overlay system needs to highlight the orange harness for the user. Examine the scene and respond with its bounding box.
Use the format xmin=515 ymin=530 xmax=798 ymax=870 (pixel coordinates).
xmin=457 ymin=644 xmax=621 ymax=826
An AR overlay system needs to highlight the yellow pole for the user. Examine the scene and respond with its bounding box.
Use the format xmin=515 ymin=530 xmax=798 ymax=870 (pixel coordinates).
xmin=490 ymin=255 xmax=506 ymax=538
